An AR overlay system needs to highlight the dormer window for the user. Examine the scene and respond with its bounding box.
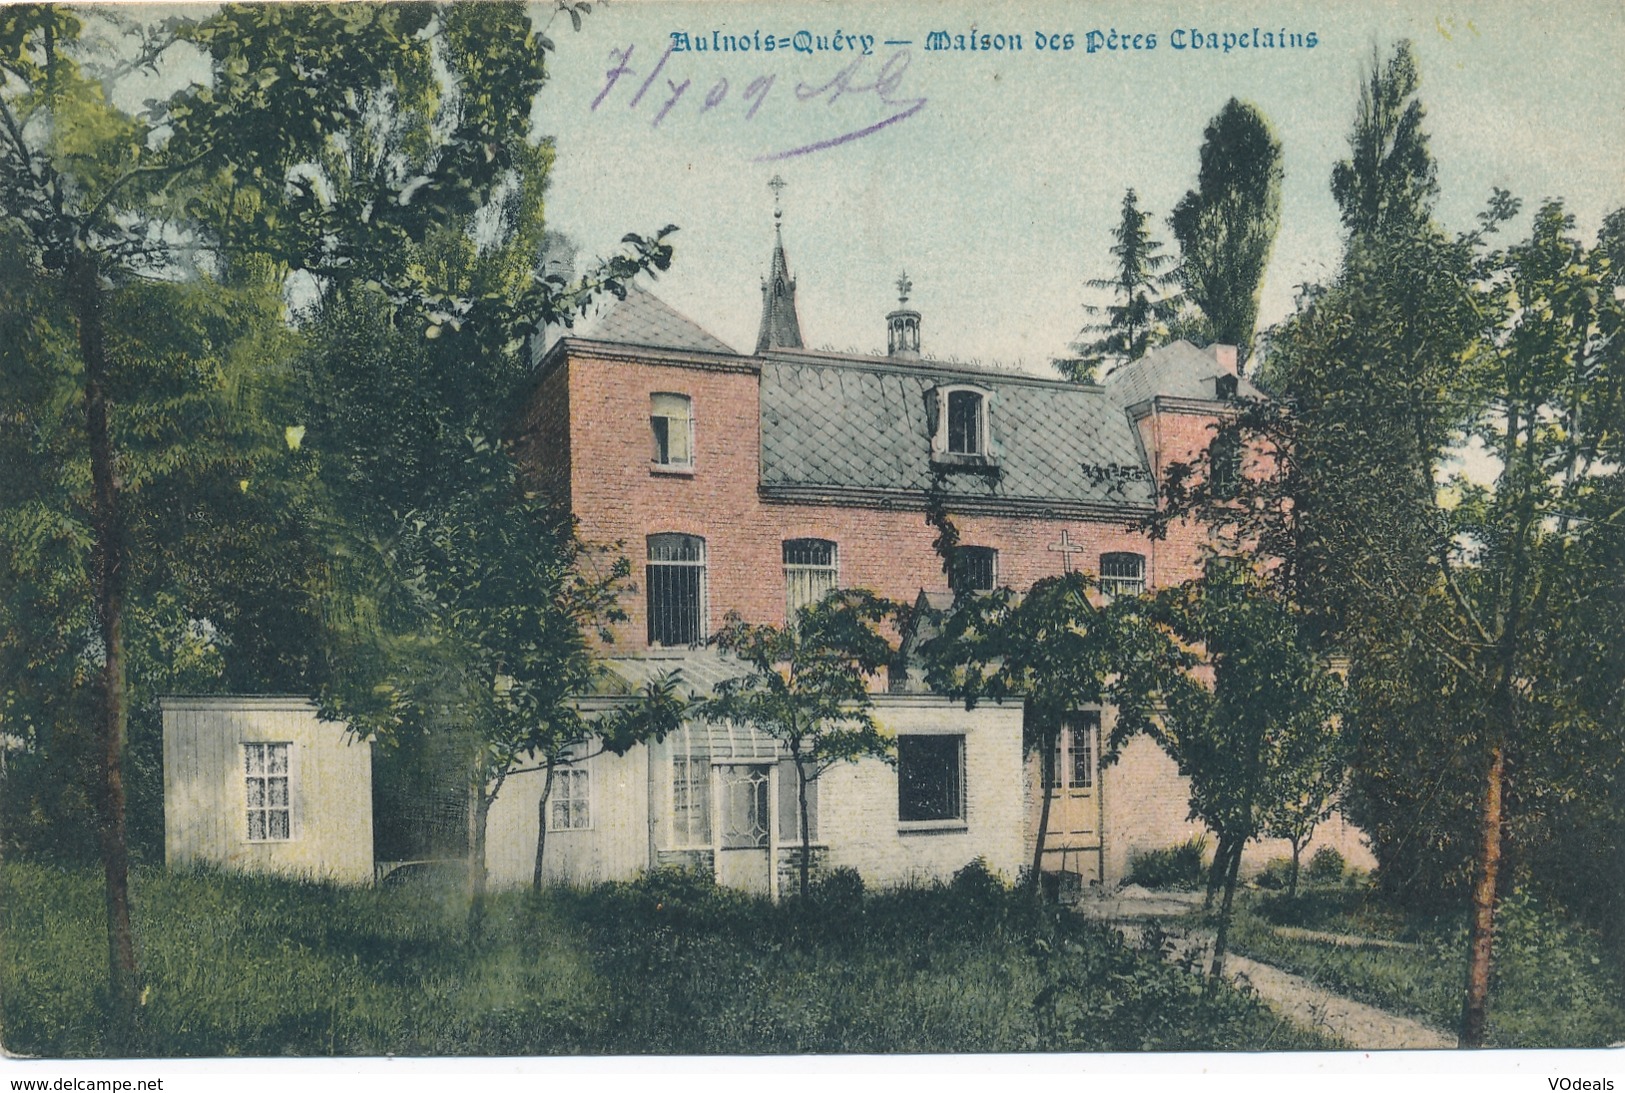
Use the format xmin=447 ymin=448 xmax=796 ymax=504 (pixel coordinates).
xmin=930 ymin=385 xmax=995 ymax=468
xmin=651 ymin=393 xmax=693 ymax=469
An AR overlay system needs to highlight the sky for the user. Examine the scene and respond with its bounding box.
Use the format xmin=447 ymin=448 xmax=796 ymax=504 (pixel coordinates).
xmin=534 ymin=0 xmax=1625 ymax=374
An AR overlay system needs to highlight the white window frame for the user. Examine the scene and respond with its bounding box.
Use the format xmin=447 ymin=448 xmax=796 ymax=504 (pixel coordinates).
xmin=647 ymin=533 xmax=708 ymax=647
xmin=783 ymin=537 xmax=839 ymax=618
xmin=650 ymin=392 xmax=695 ymax=470
xmin=243 ymin=742 xmax=295 ymax=842
xmin=1099 ymin=552 xmax=1147 ymax=596
xmin=897 ymin=733 xmax=967 ymax=828
xmin=669 ymin=726 xmax=712 ymax=849
xmin=548 ymin=762 xmax=592 ymax=832
xmin=1047 ymin=713 xmax=1099 ymax=791
xmin=930 ymin=384 xmax=993 ymax=461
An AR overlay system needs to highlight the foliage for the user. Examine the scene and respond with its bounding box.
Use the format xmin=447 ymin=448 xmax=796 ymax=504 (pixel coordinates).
xmin=1169 ymin=98 xmax=1284 ymax=362
xmin=1251 ymin=857 xmax=1298 ymax=892
xmin=0 ymin=861 xmax=1336 ymax=1056
xmin=1307 ymin=847 xmax=1347 ymax=884
xmin=1330 ymin=40 xmax=1439 ymax=240
xmin=1125 ymin=836 xmax=1208 ymax=891
xmin=920 ymin=569 xmax=1184 ymax=891
xmin=1063 ymin=189 xmax=1181 ymax=383
xmin=705 ymin=591 xmax=901 ymax=897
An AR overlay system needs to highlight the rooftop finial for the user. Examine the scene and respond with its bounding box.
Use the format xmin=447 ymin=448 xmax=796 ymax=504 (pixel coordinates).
xmin=768 ymin=174 xmax=787 ymax=222
xmin=896 ymin=270 xmax=912 ymax=306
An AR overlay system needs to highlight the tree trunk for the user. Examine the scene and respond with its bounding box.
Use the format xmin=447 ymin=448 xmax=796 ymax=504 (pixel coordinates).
xmin=1028 ymin=731 xmax=1056 ymax=899
xmin=1460 ymin=741 xmax=1505 ymax=1048
xmin=1288 ymin=838 xmax=1304 ymax=898
xmin=1204 ymin=833 xmax=1235 ymax=909
xmin=1207 ymin=834 xmax=1245 ymax=989
xmin=792 ymin=760 xmax=812 ymax=898
xmin=531 ymin=762 xmax=556 ymax=892
xmin=71 ymin=251 xmax=138 ymax=1047
xmin=467 ymin=775 xmax=492 ymax=937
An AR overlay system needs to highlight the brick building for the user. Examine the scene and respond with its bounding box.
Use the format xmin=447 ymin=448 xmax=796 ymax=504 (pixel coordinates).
xmin=489 ymin=221 xmax=1371 ymax=895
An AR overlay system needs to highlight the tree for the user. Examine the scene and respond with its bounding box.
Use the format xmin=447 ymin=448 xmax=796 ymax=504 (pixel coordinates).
xmin=705 ymin=591 xmax=900 ymax=899
xmin=921 ymin=570 xmax=1181 ymax=896
xmin=1330 ymin=40 xmax=1439 ymax=240
xmin=1063 ymin=189 xmax=1180 ymax=383
xmin=1169 ymin=99 xmax=1284 ymax=364
xmin=1138 ymin=558 xmax=1346 ymax=982
xmin=0 ymin=1 xmax=667 ymax=1034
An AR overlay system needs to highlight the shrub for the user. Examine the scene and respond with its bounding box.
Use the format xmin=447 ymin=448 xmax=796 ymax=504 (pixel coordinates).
xmin=806 ymin=866 xmax=865 ymax=907
xmin=1251 ymin=856 xmax=1296 ymax=891
xmin=1307 ymin=847 xmax=1346 ymax=884
xmin=1125 ymin=836 xmax=1207 ymax=890
xmin=950 ymin=857 xmax=1010 ymax=903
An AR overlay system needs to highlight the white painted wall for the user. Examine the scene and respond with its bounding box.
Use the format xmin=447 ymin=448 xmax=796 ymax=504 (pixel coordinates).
xmin=161 ymin=697 xmax=373 ymax=884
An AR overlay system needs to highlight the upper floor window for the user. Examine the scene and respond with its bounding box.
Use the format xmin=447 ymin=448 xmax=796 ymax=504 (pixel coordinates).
xmin=651 ymin=392 xmax=693 ymax=468
xmin=930 ymin=385 xmax=994 ymax=466
xmin=647 ymin=533 xmax=706 ymax=646
xmin=783 ymin=538 xmax=838 ymax=617
xmin=1099 ymin=552 xmax=1146 ymax=596
xmin=244 ymin=742 xmax=292 ymax=841
xmin=1209 ymin=427 xmax=1241 ymax=500
xmin=954 ymin=546 xmax=998 ymax=592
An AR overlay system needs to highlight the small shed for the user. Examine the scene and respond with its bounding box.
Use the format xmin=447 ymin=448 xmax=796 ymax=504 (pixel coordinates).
xmin=161 ymin=696 xmax=374 ymax=884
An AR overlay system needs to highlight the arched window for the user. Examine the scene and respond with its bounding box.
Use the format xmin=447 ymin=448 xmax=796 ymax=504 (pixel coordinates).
xmin=783 ymin=538 xmax=837 ymax=617
xmin=1099 ymin=552 xmax=1146 ymax=596
xmin=930 ymin=384 xmax=994 ymax=464
xmin=650 ymin=392 xmax=693 ymax=468
xmin=647 ymin=533 xmax=706 ymax=646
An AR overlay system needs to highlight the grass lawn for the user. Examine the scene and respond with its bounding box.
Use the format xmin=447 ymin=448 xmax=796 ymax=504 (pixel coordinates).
xmin=1 ymin=861 xmax=1338 ymax=1057
xmin=1218 ymin=885 xmax=1625 ymax=1049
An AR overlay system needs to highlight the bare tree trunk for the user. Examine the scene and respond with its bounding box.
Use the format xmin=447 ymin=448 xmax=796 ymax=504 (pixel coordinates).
xmin=1288 ymin=837 xmax=1304 ymax=898
xmin=1029 ymin=731 xmax=1056 ymax=899
xmin=798 ymin=761 xmax=813 ymax=898
xmin=72 ymin=251 xmax=138 ymax=1047
xmin=467 ymin=773 xmax=492 ymax=937
xmin=1460 ymin=741 xmax=1505 ymax=1048
xmin=1204 ymin=834 xmax=1235 ymax=909
xmin=531 ymin=762 xmax=556 ymax=892
xmin=1207 ymin=836 xmax=1245 ymax=989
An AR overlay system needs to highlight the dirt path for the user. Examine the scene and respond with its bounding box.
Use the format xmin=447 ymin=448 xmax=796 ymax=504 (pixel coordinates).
xmin=1075 ymin=886 xmax=1455 ymax=1050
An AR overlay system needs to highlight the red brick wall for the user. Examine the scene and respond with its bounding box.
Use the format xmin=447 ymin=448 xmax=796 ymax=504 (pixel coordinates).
xmin=532 ymin=347 xmax=1222 ymax=651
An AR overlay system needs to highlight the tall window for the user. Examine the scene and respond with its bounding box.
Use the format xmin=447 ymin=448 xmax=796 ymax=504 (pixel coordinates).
xmin=946 ymin=390 xmax=985 ymax=455
xmin=647 ymin=533 xmax=706 ymax=646
xmin=1209 ymin=427 xmax=1241 ymax=500
xmin=671 ymin=730 xmax=711 ymax=847
xmin=783 ymin=538 xmax=837 ymax=617
xmin=244 ymin=743 xmax=291 ymax=841
xmin=897 ymin=734 xmax=965 ymax=823
xmin=650 ymin=392 xmax=693 ymax=468
xmin=954 ymin=546 xmax=998 ymax=592
xmin=1047 ymin=713 xmax=1099 ymax=791
xmin=1099 ymin=552 xmax=1146 ymax=596
xmin=549 ymin=765 xmax=591 ymax=831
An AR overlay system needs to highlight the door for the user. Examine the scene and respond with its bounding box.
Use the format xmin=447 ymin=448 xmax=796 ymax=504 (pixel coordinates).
xmin=714 ymin=762 xmax=775 ymax=895
xmin=1040 ymin=713 xmax=1102 ymax=883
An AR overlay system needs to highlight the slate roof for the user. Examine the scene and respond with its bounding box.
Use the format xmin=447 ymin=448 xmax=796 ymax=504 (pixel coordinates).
xmin=758 ymin=353 xmax=1156 ymax=514
xmin=584 ymin=284 xmax=737 ymax=356
xmin=1104 ymin=340 xmax=1264 ymax=408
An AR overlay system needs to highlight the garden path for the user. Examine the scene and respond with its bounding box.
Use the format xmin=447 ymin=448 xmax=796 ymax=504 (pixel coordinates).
xmin=1075 ymin=886 xmax=1456 ymax=1051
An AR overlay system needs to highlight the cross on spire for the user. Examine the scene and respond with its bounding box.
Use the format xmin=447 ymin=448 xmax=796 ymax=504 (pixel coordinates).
xmin=768 ymin=174 xmax=787 ymax=220
xmin=896 ymin=270 xmax=912 ymax=306
xmin=1048 ymin=528 xmax=1086 ymax=574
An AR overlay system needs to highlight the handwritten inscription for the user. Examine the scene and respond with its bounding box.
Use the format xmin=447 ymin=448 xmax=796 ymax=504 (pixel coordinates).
xmin=592 ymin=43 xmax=927 ymax=162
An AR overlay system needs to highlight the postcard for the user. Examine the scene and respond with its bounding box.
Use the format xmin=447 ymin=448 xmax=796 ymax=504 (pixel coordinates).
xmin=0 ymin=0 xmax=1620 ymax=1086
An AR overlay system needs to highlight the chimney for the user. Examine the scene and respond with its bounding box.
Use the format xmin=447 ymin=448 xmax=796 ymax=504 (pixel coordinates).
xmin=1210 ymin=344 xmax=1238 ymax=374
xmin=886 ymin=270 xmax=921 ymax=360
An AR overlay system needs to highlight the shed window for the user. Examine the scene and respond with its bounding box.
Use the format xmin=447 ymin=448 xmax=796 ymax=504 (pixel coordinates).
xmin=946 ymin=390 xmax=985 ymax=455
xmin=651 ymin=393 xmax=693 ymax=468
xmin=1099 ymin=552 xmax=1146 ymax=596
xmin=549 ymin=765 xmax=591 ymax=831
xmin=648 ymin=533 xmax=706 ymax=646
xmin=784 ymin=538 xmax=838 ymax=617
xmin=898 ymin=734 xmax=965 ymax=823
xmin=244 ymin=743 xmax=292 ymax=841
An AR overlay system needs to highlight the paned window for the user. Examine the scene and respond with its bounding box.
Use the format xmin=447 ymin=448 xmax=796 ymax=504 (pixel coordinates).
xmin=1209 ymin=427 xmax=1241 ymax=500
xmin=946 ymin=390 xmax=985 ymax=455
xmin=1099 ymin=552 xmax=1146 ymax=596
xmin=549 ymin=765 xmax=591 ymax=831
xmin=1048 ymin=712 xmax=1099 ymax=791
xmin=777 ymin=759 xmax=819 ymax=842
xmin=954 ymin=546 xmax=998 ymax=592
xmin=671 ymin=733 xmax=712 ymax=846
xmin=783 ymin=538 xmax=837 ymax=617
xmin=244 ymin=742 xmax=291 ymax=841
xmin=650 ymin=393 xmax=693 ymax=468
xmin=647 ymin=533 xmax=706 ymax=646
xmin=897 ymin=734 xmax=965 ymax=823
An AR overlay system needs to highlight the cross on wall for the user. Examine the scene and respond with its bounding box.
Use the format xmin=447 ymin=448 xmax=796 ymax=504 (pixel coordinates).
xmin=1048 ymin=528 xmax=1086 ymax=575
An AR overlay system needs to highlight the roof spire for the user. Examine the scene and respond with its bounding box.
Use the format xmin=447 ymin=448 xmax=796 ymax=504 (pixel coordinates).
xmin=755 ymin=175 xmax=804 ymax=354
xmin=887 ymin=268 xmax=921 ymax=360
